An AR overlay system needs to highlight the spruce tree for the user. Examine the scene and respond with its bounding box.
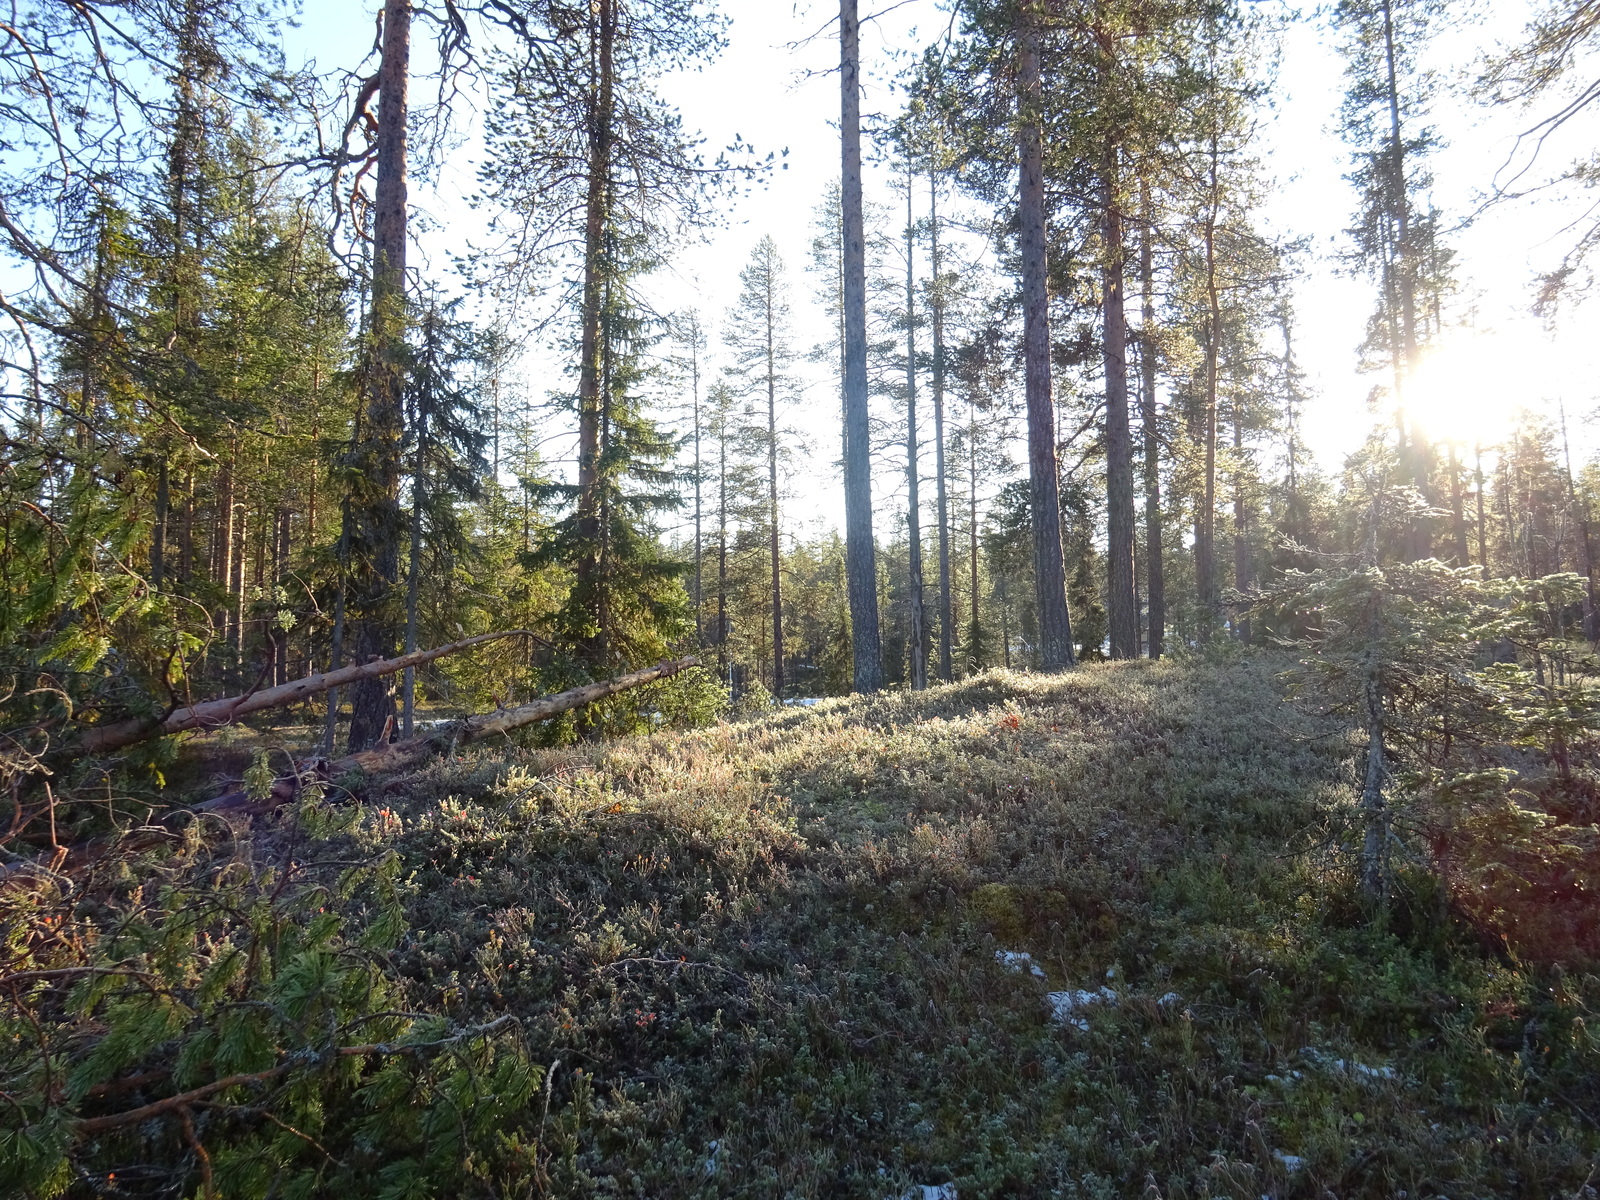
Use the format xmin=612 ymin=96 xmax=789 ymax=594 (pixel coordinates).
xmin=401 ymin=295 xmax=489 ymax=737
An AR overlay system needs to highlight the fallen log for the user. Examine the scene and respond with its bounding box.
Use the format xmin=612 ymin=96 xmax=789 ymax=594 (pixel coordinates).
xmin=0 ymin=655 xmax=701 ymax=889
xmin=336 ymin=655 xmax=701 ymax=775
xmin=76 ymin=630 xmax=531 ymax=756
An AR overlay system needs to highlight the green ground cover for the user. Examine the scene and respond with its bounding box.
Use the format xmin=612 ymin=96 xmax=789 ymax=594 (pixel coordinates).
xmin=7 ymin=655 xmax=1598 ymax=1197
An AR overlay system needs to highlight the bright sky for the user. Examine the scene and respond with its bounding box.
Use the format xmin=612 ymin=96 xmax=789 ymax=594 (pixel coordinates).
xmin=286 ymin=0 xmax=1600 ymax=535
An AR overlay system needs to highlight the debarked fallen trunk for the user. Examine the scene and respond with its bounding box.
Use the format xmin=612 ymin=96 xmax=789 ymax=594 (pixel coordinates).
xmin=158 ymin=656 xmax=699 ymax=822
xmin=170 ymin=656 xmax=700 ymax=823
xmin=4 ymin=652 xmax=698 ymax=889
xmin=336 ymin=655 xmax=701 ymax=775
xmin=74 ymin=630 xmax=534 ymax=757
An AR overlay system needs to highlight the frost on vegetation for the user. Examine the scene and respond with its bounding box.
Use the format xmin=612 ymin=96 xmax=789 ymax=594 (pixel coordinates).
xmin=888 ymin=1186 xmax=958 ymax=1200
xmin=1300 ymin=1047 xmax=1396 ymax=1081
xmin=1047 ymin=987 xmax=1117 ymax=1029
xmin=704 ymin=1140 xmax=720 ymax=1177
xmin=1273 ymin=1151 xmax=1305 ymax=1172
xmin=996 ymin=950 xmax=1046 ymax=978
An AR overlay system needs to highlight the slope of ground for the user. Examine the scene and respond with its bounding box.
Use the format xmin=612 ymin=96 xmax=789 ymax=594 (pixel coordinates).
xmin=345 ymin=654 xmax=1599 ymax=1198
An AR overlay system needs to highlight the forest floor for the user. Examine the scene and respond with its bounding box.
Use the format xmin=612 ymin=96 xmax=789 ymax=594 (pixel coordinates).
xmin=308 ymin=654 xmax=1597 ymax=1196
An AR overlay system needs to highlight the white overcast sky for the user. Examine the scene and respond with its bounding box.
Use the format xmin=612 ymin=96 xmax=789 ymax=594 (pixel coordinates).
xmin=286 ymin=1 xmax=1600 ymax=535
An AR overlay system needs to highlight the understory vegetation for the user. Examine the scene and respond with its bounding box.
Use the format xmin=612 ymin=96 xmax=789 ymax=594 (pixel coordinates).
xmin=7 ymin=654 xmax=1597 ymax=1198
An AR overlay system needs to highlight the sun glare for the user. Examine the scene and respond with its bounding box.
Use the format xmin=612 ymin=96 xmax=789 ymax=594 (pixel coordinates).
xmin=1403 ymin=328 xmax=1596 ymax=450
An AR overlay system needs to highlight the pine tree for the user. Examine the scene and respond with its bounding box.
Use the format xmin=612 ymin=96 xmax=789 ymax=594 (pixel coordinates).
xmin=345 ymin=0 xmax=413 ymax=750
xmin=1476 ymin=0 xmax=1600 ymax=304
xmin=668 ymin=310 xmax=709 ymax=646
xmin=1334 ymin=0 xmax=1455 ymax=561
xmin=839 ymin=0 xmax=886 ymax=692
xmin=725 ymin=237 xmax=801 ymax=699
xmin=1015 ymin=0 xmax=1077 ymax=669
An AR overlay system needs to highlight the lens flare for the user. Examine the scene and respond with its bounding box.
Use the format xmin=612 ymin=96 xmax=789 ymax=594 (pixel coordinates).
xmin=1402 ymin=326 xmax=1597 ymax=449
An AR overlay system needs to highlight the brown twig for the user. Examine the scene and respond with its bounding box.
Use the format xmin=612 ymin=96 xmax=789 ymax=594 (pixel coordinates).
xmin=177 ymin=1105 xmax=215 ymax=1200
xmin=0 ymin=965 xmax=158 ymax=987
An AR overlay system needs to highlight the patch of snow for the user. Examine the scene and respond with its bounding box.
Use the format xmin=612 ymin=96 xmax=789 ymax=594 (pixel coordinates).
xmin=1156 ymin=991 xmax=1181 ymax=1006
xmin=785 ymin=697 xmax=824 ymax=707
xmin=1274 ymin=1152 xmax=1305 ymax=1172
xmin=996 ymin=950 xmax=1046 ymax=978
xmin=1046 ymin=987 xmax=1117 ymax=1028
xmin=704 ymin=1140 xmax=720 ymax=1177
xmin=888 ymin=1187 xmax=958 ymax=1200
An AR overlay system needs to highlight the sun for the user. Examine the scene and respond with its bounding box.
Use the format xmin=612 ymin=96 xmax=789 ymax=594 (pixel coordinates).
xmin=1404 ymin=334 xmax=1523 ymax=450
xmin=1402 ymin=326 xmax=1596 ymax=450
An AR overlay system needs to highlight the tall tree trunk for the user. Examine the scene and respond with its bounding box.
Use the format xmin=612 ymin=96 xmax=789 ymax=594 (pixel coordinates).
xmin=1017 ymin=1 xmax=1076 ymax=670
xmin=153 ymin=0 xmax=205 ymax=593
xmin=595 ymin=279 xmax=616 ymax=674
xmin=1232 ymin=408 xmax=1251 ymax=642
xmin=178 ymin=471 xmax=194 ymax=584
xmin=1500 ymin=456 xmax=1516 ymax=576
xmin=930 ymin=169 xmax=954 ymax=683
xmin=718 ymin=411 xmax=729 ymax=683
xmin=152 ymin=461 xmax=169 ymax=589
xmin=347 ymin=0 xmax=412 ymax=750
xmin=1139 ymin=182 xmax=1164 ymax=659
xmin=969 ymin=409 xmax=981 ymax=672
xmin=1474 ymin=443 xmax=1489 ymax=575
xmin=999 ymin=572 xmax=1012 ymax=669
xmin=1101 ymin=149 xmax=1136 ymax=659
xmin=216 ymin=436 xmax=235 ymax=602
xmin=1196 ymin=131 xmax=1221 ymax=638
xmin=904 ymin=177 xmax=927 ymax=690
xmin=1447 ymin=442 xmax=1469 ymax=565
xmin=1380 ymin=0 xmax=1419 ymax=383
xmin=1560 ymin=404 xmax=1599 ymax=642
xmin=766 ymin=286 xmax=785 ymax=699
xmin=275 ymin=504 xmax=291 ymax=685
xmin=402 ymin=389 xmax=429 ymax=738
xmin=1379 ymin=0 xmax=1433 ymax=560
xmin=1360 ymin=644 xmax=1390 ymax=903
xmin=690 ymin=327 xmax=703 ymax=647
xmin=234 ymin=507 xmax=248 ymax=669
xmin=572 ymin=0 xmax=617 ymax=671
xmin=1278 ymin=299 xmax=1305 ymax=555
xmin=323 ymin=399 xmax=362 ymax=754
xmin=1134 ymin=545 xmax=1143 ymax=656
xmin=840 ymin=0 xmax=883 ymax=692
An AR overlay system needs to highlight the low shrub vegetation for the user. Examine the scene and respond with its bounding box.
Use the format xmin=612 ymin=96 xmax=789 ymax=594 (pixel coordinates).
xmin=5 ymin=655 xmax=1598 ymax=1197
